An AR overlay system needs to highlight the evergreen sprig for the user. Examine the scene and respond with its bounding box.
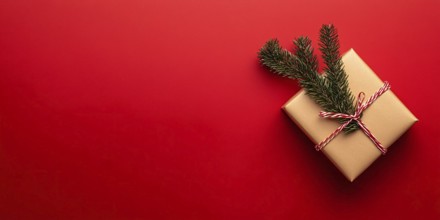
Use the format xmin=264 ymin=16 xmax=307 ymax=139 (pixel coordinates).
xmin=258 ymin=24 xmax=358 ymax=132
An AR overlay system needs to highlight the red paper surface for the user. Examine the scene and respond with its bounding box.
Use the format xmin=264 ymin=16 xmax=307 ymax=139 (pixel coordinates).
xmin=1 ymin=0 xmax=439 ymax=219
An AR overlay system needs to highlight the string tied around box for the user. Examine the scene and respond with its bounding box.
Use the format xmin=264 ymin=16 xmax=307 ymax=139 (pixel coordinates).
xmin=315 ymin=82 xmax=391 ymax=155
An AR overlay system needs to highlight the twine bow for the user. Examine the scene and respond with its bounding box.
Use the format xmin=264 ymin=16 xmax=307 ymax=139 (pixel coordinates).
xmin=315 ymin=82 xmax=391 ymax=155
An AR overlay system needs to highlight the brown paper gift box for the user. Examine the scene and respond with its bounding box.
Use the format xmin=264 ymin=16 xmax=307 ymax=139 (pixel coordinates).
xmin=282 ymin=49 xmax=418 ymax=182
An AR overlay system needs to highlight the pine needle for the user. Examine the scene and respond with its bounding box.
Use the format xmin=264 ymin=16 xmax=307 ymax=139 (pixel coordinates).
xmin=258 ymin=24 xmax=359 ymax=132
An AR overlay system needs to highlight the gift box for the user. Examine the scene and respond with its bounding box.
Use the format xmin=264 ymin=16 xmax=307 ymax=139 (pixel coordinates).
xmin=282 ymin=49 xmax=418 ymax=181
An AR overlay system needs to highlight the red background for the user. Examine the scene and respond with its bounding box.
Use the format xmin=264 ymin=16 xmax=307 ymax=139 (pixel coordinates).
xmin=1 ymin=0 xmax=439 ymax=219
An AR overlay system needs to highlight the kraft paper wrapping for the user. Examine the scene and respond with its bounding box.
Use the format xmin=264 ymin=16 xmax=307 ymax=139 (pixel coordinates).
xmin=282 ymin=49 xmax=417 ymax=182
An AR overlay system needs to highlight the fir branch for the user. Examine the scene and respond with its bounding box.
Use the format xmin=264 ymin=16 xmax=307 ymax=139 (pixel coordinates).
xmin=257 ymin=39 xmax=297 ymax=79
xmin=258 ymin=24 xmax=359 ymax=133
xmin=319 ymin=24 xmax=358 ymax=132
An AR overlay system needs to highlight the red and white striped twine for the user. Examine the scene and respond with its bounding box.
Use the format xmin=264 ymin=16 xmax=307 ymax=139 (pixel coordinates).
xmin=315 ymin=82 xmax=391 ymax=155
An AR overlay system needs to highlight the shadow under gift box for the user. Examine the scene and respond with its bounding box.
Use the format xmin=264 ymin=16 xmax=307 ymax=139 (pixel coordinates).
xmin=283 ymin=49 xmax=418 ymax=182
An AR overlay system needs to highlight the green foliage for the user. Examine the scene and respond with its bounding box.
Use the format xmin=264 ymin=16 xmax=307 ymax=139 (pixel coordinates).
xmin=258 ymin=24 xmax=358 ymax=132
xmin=258 ymin=39 xmax=297 ymax=79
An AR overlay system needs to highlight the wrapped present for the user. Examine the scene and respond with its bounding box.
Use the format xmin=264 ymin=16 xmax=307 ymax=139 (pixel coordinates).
xmin=282 ymin=49 xmax=418 ymax=181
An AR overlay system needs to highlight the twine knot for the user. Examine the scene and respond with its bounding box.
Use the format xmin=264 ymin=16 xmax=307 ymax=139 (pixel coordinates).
xmin=315 ymin=82 xmax=391 ymax=155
